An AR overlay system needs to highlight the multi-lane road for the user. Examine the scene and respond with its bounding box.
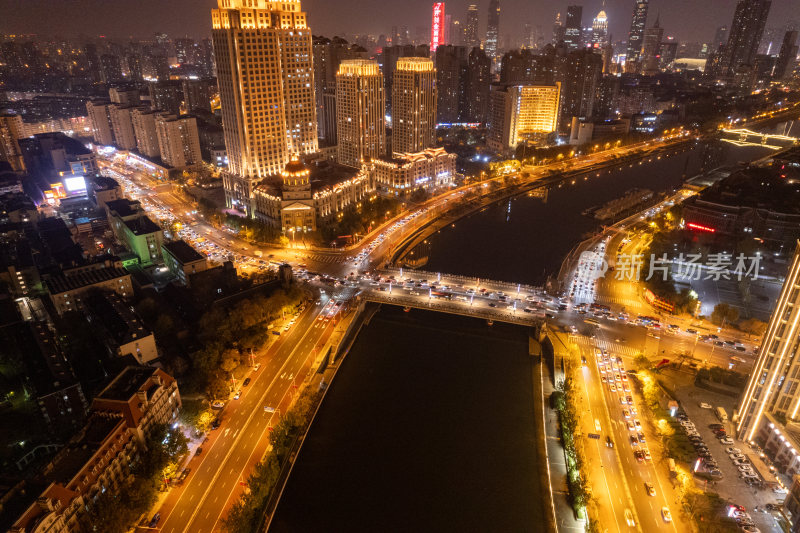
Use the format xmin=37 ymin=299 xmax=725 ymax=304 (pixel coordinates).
xmin=153 ymin=294 xmax=346 ymax=533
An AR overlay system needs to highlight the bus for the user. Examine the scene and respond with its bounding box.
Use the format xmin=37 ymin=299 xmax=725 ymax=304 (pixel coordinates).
xmin=715 ymin=406 xmax=728 ymax=422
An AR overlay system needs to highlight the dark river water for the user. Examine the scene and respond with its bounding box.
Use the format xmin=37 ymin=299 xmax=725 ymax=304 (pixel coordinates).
xmin=270 ymin=123 xmax=793 ymax=531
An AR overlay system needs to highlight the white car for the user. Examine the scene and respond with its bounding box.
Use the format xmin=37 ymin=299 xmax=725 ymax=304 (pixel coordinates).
xmin=625 ymin=509 xmax=635 ymax=526
xmin=661 ymin=507 xmax=672 ymax=523
xmin=699 ymin=402 xmax=713 ymax=409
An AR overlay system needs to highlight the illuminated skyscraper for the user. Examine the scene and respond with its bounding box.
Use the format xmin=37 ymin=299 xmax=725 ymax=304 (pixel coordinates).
xmin=335 ymin=60 xmax=386 ymax=168
xmin=737 ymin=242 xmax=800 ymax=442
xmin=720 ymin=0 xmax=772 ymax=77
xmin=392 ymin=57 xmax=437 ymax=154
xmin=211 ymin=0 xmax=318 ymax=214
xmin=625 ymin=0 xmax=649 ymax=71
xmin=487 ymin=83 xmax=560 ymax=151
xmin=485 ymin=0 xmax=500 ymax=60
xmin=640 ymin=16 xmax=664 ymax=75
xmin=774 ymin=31 xmax=799 ymax=80
xmin=591 ymin=10 xmax=609 ymax=48
xmin=465 ymin=5 xmax=480 ymax=48
xmin=564 ymin=6 xmax=583 ymax=51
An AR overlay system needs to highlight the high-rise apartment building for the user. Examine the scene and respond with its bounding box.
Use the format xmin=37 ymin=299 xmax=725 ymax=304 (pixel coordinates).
xmin=86 ymin=101 xmax=115 ymax=146
xmin=380 ymin=44 xmax=430 ymax=118
xmin=775 ymin=31 xmax=799 ymax=80
xmin=109 ymin=87 xmax=140 ymax=106
xmin=720 ymin=0 xmax=772 ymax=77
xmin=435 ymin=45 xmax=469 ymax=123
xmin=391 ymin=57 xmax=437 ymax=154
xmin=149 ymin=80 xmax=184 ymax=115
xmin=626 ymin=0 xmax=649 ymax=71
xmin=335 ymin=60 xmax=386 ymax=168
xmin=485 ymin=0 xmax=501 ymax=60
xmin=465 ymin=5 xmax=479 ymax=48
xmin=109 ymin=105 xmax=137 ymax=150
xmin=211 ymin=0 xmax=318 ymax=214
xmin=0 ymin=113 xmax=25 ymax=172
xmin=131 ymin=108 xmax=161 ymax=158
xmin=182 ymin=78 xmax=214 ymax=113
xmin=487 ymin=83 xmax=560 ymax=151
xmin=465 ymin=47 xmax=491 ymax=123
xmin=155 ymin=114 xmax=202 ymax=169
xmin=564 ymin=6 xmax=583 ymax=51
xmin=737 ymin=242 xmax=800 ymax=442
xmin=314 ymin=36 xmax=369 ymax=145
xmin=558 ymin=49 xmax=603 ymax=132
xmin=100 ymin=54 xmax=123 ymax=84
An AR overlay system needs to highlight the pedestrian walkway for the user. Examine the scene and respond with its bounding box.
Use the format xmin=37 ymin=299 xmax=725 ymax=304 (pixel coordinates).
xmin=540 ymin=354 xmax=586 ymax=533
xmin=307 ymin=254 xmax=347 ymax=264
xmin=574 ymin=336 xmax=640 ymax=358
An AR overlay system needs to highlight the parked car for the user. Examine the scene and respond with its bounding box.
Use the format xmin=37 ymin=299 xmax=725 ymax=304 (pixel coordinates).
xmin=645 ymin=482 xmax=656 ymax=496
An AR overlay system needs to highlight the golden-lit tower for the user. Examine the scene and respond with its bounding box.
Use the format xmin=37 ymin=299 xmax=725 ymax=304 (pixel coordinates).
xmin=336 ymin=59 xmax=386 ymax=168
xmin=391 ymin=57 xmax=437 ymax=154
xmin=211 ymin=0 xmax=318 ymax=215
xmin=737 ymin=241 xmax=800 ymax=442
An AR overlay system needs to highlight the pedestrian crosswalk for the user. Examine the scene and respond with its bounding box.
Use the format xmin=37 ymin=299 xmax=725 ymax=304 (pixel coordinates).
xmin=307 ymin=254 xmax=349 ymax=264
xmin=574 ymin=336 xmax=640 ymax=358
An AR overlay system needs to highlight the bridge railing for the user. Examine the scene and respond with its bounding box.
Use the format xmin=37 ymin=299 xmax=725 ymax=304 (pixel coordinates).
xmin=379 ymin=267 xmax=544 ymax=295
xmin=361 ymin=291 xmax=543 ymax=326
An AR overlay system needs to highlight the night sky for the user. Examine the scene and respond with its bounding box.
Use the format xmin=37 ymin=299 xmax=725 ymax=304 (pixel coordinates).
xmin=0 ymin=0 xmax=795 ymax=45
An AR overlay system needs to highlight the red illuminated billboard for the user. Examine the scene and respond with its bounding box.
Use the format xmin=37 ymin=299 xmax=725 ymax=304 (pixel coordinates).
xmin=431 ymin=3 xmax=445 ymax=52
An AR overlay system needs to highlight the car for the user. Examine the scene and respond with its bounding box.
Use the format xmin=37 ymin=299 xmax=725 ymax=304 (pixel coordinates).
xmin=710 ymin=423 xmax=725 ymax=430
xmin=210 ymin=417 xmax=221 ymax=430
xmin=149 ymin=513 xmax=161 ymax=528
xmin=730 ymin=453 xmax=746 ymax=460
xmin=627 ymin=420 xmax=636 ymax=431
xmin=622 ymin=409 xmax=631 ymax=418
xmin=243 ymin=377 xmax=251 ymax=387
xmin=699 ymin=402 xmax=713 ymax=409
xmin=645 ymin=482 xmax=656 ymax=496
xmin=254 ymin=363 xmax=261 ymax=371
xmin=633 ymin=419 xmax=642 ymax=430
xmin=740 ymin=527 xmax=760 ymax=533
xmin=211 ymin=400 xmax=225 ymax=409
xmin=625 ymin=509 xmax=635 ymax=526
xmin=738 ymin=465 xmax=755 ymax=472
xmin=637 ymin=432 xmax=646 ymax=443
xmin=595 ymin=419 xmax=601 ymax=432
xmin=733 ymin=459 xmax=750 ymax=466
xmin=630 ymin=435 xmax=639 ymax=446
xmin=661 ymin=507 xmax=672 ymax=523
xmin=721 ymin=437 xmax=735 ymax=445
xmin=606 ymin=435 xmax=614 ymax=448
xmin=643 ymin=449 xmax=652 ymax=461
xmin=195 ymin=447 xmax=203 ymax=456
xmin=634 ymin=450 xmax=645 ymax=462
xmin=176 ymin=468 xmax=191 ymax=485
xmin=725 ymin=446 xmax=741 ymax=454
xmin=233 ymin=390 xmax=241 ymax=400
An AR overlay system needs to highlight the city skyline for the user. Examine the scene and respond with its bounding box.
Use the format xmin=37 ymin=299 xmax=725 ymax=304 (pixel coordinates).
xmin=0 ymin=0 xmax=796 ymax=45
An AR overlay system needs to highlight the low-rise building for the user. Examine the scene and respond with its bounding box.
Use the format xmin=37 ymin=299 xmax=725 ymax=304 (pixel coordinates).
xmin=46 ymin=266 xmax=133 ymax=315
xmin=90 ymin=176 xmax=122 ymax=208
xmin=105 ymin=198 xmax=164 ymax=266
xmin=9 ymin=366 xmax=180 ymax=533
xmin=372 ymin=147 xmax=457 ymax=196
xmin=84 ymin=291 xmax=158 ymax=364
xmin=569 ymin=117 xmax=631 ymax=145
xmin=162 ymin=239 xmax=209 ymax=286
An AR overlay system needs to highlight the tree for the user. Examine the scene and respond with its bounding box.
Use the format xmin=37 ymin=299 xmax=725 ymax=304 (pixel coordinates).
xmin=710 ymin=303 xmax=739 ymax=326
xmin=740 ymin=317 xmax=767 ymax=337
xmin=634 ymin=354 xmax=651 ymax=370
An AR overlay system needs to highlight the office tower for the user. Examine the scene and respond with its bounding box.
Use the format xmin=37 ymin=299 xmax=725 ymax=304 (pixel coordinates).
xmin=155 ymin=114 xmax=202 ymax=168
xmin=713 ymin=25 xmax=730 ymax=51
xmin=149 ymin=80 xmax=183 ymax=115
xmin=314 ymin=36 xmax=368 ymax=145
xmin=431 ymin=2 xmax=446 ymax=52
xmin=392 ymin=57 xmax=437 ymax=154
xmin=182 ymin=79 xmax=213 ymax=113
xmin=465 ymin=47 xmax=491 ymax=123
xmin=435 ymin=45 xmax=469 ymax=123
xmin=86 ymin=101 xmax=115 ymax=146
xmin=591 ymin=10 xmax=609 ymax=48
xmin=0 ymin=114 xmax=25 ymax=172
xmin=487 ymin=84 xmax=560 ymax=151
xmin=485 ymin=0 xmax=501 ymax=60
xmin=626 ymin=0 xmax=649 ymax=71
xmin=659 ymin=39 xmax=678 ymax=70
xmin=564 ymin=6 xmax=583 ymax=51
xmin=100 ymin=54 xmax=123 ymax=84
xmin=212 ymin=0 xmax=318 ymax=212
xmin=721 ymin=0 xmax=772 ymax=77
xmin=553 ymin=12 xmax=565 ymax=44
xmin=558 ymin=49 xmax=602 ymax=132
xmin=450 ymin=19 xmax=462 ymax=46
xmin=500 ymin=49 xmax=555 ymax=85
xmin=775 ymin=31 xmax=799 ymax=80
xmin=737 ymin=242 xmax=800 ymax=442
xmin=109 ymin=105 xmax=137 ymax=150
xmin=640 ymin=16 xmax=664 ymax=75
xmin=335 ymin=60 xmax=386 ymax=168
xmin=131 ymin=108 xmax=161 ymax=158
xmin=381 ymin=44 xmax=430 ymax=118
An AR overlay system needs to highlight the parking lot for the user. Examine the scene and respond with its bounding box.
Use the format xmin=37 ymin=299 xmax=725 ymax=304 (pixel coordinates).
xmin=672 ymin=381 xmax=787 ymax=533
